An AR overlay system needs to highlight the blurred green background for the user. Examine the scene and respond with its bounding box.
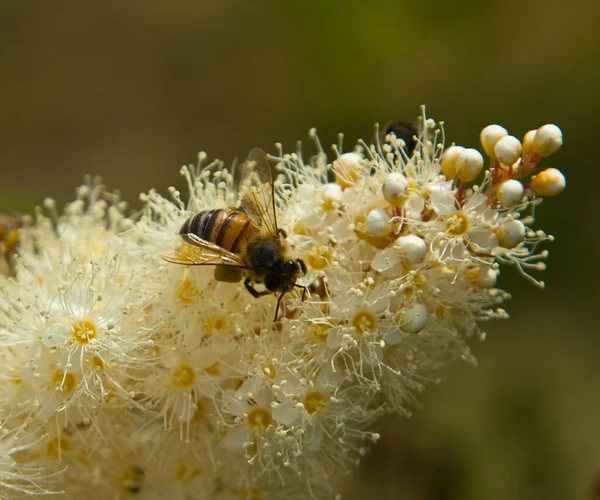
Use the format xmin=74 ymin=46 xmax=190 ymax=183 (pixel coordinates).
xmin=1 ymin=1 xmax=598 ymax=498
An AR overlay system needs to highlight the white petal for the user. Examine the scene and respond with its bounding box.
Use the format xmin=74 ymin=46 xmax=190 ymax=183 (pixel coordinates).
xmin=469 ymin=229 xmax=498 ymax=250
xmin=272 ymin=402 xmax=302 ymax=426
xmin=41 ymin=323 xmax=72 ymax=348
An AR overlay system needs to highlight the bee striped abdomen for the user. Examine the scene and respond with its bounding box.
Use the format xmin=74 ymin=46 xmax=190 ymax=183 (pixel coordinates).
xmin=180 ymin=209 xmax=256 ymax=254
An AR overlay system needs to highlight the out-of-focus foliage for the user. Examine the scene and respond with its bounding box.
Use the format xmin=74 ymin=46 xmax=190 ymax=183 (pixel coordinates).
xmin=0 ymin=1 xmax=598 ymax=498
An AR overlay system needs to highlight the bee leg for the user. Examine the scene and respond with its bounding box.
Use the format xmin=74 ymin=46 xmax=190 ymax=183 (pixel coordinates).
xmin=244 ymin=278 xmax=270 ymax=298
xmin=274 ymin=291 xmax=286 ymax=322
xmin=295 ymin=284 xmax=309 ymax=302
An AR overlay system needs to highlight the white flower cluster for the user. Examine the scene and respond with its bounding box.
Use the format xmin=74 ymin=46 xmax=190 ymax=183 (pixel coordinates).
xmin=0 ymin=110 xmax=565 ymax=499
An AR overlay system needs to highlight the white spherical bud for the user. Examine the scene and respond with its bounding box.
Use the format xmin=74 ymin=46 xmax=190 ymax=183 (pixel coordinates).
xmin=366 ymin=208 xmax=392 ymax=236
xmin=394 ymin=234 xmax=427 ymax=264
xmin=480 ymin=124 xmax=508 ymax=156
xmin=382 ymin=173 xmax=409 ymax=207
xmin=332 ymin=152 xmax=364 ymax=188
xmin=494 ymin=135 xmax=522 ymax=166
xmin=495 ymin=220 xmax=525 ymax=249
xmin=440 ymin=145 xmax=464 ymax=179
xmin=530 ymin=168 xmax=566 ymax=196
xmin=399 ymin=303 xmax=429 ymax=333
xmin=465 ymin=266 xmax=498 ymax=288
xmin=497 ymin=179 xmax=524 ymax=207
xmin=456 ymin=148 xmax=484 ymax=182
xmin=522 ymin=129 xmax=537 ymax=153
xmin=532 ymin=124 xmax=563 ymax=156
xmin=320 ymin=183 xmax=343 ymax=211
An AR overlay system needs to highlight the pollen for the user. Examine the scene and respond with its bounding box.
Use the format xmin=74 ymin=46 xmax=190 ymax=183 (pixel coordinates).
xmin=91 ymin=355 xmax=105 ymax=370
xmin=172 ymin=363 xmax=196 ymax=389
xmin=307 ymin=245 xmax=332 ymax=270
xmin=311 ymin=323 xmax=330 ymax=343
xmin=236 ymin=488 xmax=263 ymax=500
xmin=52 ymin=370 xmax=77 ymax=393
xmin=118 ymin=465 xmax=145 ymax=495
xmin=177 ymin=278 xmax=200 ymax=305
xmin=352 ymin=310 xmax=378 ymax=335
xmin=247 ymin=407 xmax=273 ymax=431
xmin=203 ymin=314 xmax=229 ymax=336
xmin=174 ymin=463 xmax=203 ymax=483
xmin=46 ymin=434 xmax=71 ymax=460
xmin=72 ymin=319 xmax=97 ymax=345
xmin=303 ymin=391 xmax=328 ymax=415
xmin=445 ymin=212 xmax=471 ymax=236
xmin=203 ymin=362 xmax=220 ymax=376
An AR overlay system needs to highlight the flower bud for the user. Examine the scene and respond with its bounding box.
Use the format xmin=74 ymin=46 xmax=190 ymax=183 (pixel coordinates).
xmin=494 ymin=136 xmax=522 ymax=166
xmin=497 ymin=179 xmax=524 ymax=207
xmin=480 ymin=124 xmax=508 ymax=157
xmin=332 ymin=153 xmax=364 ymax=189
xmin=382 ymin=173 xmax=409 ymax=207
xmin=366 ymin=208 xmax=392 ymax=236
xmin=399 ymin=303 xmax=429 ymax=333
xmin=531 ymin=124 xmax=562 ymax=156
xmin=522 ymin=129 xmax=537 ymax=154
xmin=495 ymin=220 xmax=525 ymax=248
xmin=394 ymin=234 xmax=427 ymax=264
xmin=456 ymin=148 xmax=484 ymax=182
xmin=530 ymin=168 xmax=566 ymax=196
xmin=465 ymin=266 xmax=498 ymax=288
xmin=440 ymin=146 xmax=464 ymax=180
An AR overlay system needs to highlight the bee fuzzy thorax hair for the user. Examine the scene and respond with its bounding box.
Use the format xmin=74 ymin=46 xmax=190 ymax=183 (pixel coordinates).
xmin=0 ymin=107 xmax=566 ymax=499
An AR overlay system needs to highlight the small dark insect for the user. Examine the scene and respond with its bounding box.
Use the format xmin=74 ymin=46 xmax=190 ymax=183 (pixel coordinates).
xmin=163 ymin=148 xmax=308 ymax=321
xmin=119 ymin=465 xmax=145 ymax=495
xmin=376 ymin=120 xmax=418 ymax=157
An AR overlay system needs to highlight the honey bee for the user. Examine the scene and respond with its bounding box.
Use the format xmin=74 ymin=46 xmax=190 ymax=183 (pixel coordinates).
xmin=163 ymin=148 xmax=308 ymax=320
xmin=376 ymin=120 xmax=418 ymax=157
xmin=0 ymin=210 xmax=23 ymax=276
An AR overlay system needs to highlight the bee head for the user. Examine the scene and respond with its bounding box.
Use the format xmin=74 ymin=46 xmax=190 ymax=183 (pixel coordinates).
xmin=264 ymin=259 xmax=306 ymax=293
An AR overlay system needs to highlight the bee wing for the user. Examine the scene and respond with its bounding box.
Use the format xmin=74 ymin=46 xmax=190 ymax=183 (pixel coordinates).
xmin=235 ymin=147 xmax=278 ymax=237
xmin=162 ymin=233 xmax=246 ymax=267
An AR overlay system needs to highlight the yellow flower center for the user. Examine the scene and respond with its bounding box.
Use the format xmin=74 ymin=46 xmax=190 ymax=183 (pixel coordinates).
xmin=91 ymin=355 xmax=104 ymax=370
xmin=307 ymin=245 xmax=333 ymax=270
xmin=52 ymin=371 xmax=76 ymax=393
xmin=72 ymin=319 xmax=97 ymax=345
xmin=311 ymin=323 xmax=330 ymax=343
xmin=445 ymin=212 xmax=471 ymax=236
xmin=177 ymin=279 xmax=200 ymax=305
xmin=303 ymin=391 xmax=328 ymax=415
xmin=203 ymin=362 xmax=220 ymax=376
xmin=247 ymin=407 xmax=273 ymax=431
xmin=174 ymin=463 xmax=203 ymax=483
xmin=352 ymin=310 xmax=378 ymax=335
xmin=46 ymin=434 xmax=70 ymax=460
xmin=172 ymin=363 xmax=196 ymax=389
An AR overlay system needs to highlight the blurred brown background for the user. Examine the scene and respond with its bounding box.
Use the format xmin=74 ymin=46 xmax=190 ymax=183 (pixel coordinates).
xmin=1 ymin=1 xmax=598 ymax=498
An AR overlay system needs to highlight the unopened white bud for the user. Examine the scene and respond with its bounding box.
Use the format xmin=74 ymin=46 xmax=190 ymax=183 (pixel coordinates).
xmin=366 ymin=208 xmax=392 ymax=236
xmin=394 ymin=234 xmax=427 ymax=264
xmin=531 ymin=168 xmax=566 ymax=196
xmin=440 ymin=145 xmax=464 ymax=179
xmin=399 ymin=303 xmax=429 ymax=333
xmin=496 ymin=220 xmax=525 ymax=248
xmin=480 ymin=124 xmax=508 ymax=156
xmin=465 ymin=266 xmax=498 ymax=288
xmin=531 ymin=124 xmax=563 ymax=156
xmin=497 ymin=179 xmax=524 ymax=207
xmin=522 ymin=129 xmax=537 ymax=153
xmin=382 ymin=173 xmax=409 ymax=207
xmin=332 ymin=153 xmax=364 ymax=189
xmin=456 ymin=148 xmax=484 ymax=182
xmin=494 ymin=136 xmax=522 ymax=166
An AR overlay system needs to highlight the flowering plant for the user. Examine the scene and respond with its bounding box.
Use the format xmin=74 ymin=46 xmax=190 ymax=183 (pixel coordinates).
xmin=0 ymin=109 xmax=564 ymax=499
